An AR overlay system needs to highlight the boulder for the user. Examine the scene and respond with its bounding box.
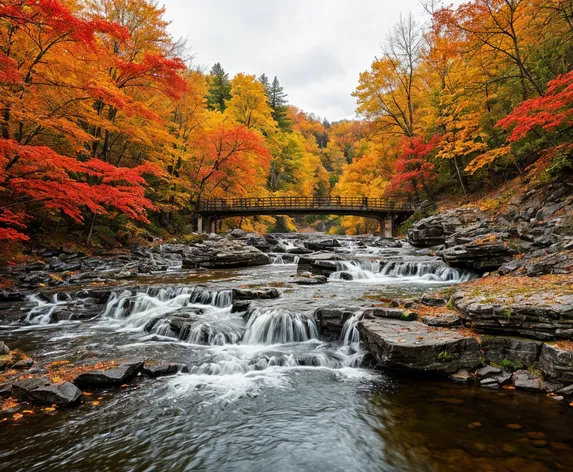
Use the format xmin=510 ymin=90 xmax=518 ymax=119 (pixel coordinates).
xmin=12 ymin=359 xmax=33 ymax=370
xmin=0 ymin=383 xmax=12 ymax=398
xmin=0 ymin=341 xmax=9 ymax=355
xmin=231 ymin=300 xmax=252 ymax=313
xmin=358 ymin=318 xmax=481 ymax=374
xmin=420 ymin=294 xmax=448 ymax=307
xmin=511 ymin=370 xmax=543 ymax=392
xmin=408 ymin=208 xmax=488 ymax=247
xmin=363 ymin=308 xmax=406 ymax=320
xmin=232 ymin=288 xmax=280 ymax=300
xmin=0 ymin=290 xmax=24 ymax=303
xmin=441 ymin=235 xmax=515 ymax=271
xmin=141 ymin=363 xmax=183 ymax=378
xmin=475 ymin=365 xmax=502 ymax=379
xmin=74 ymin=361 xmax=144 ymax=388
xmin=539 ymin=344 xmax=573 ymax=383
xmin=182 ymin=240 xmax=270 ymax=269
xmin=314 ymin=308 xmax=355 ymax=341
xmin=304 ymin=239 xmax=342 ymax=251
xmin=12 ymin=378 xmax=82 ymax=406
xmin=292 ymin=276 xmax=328 ymax=285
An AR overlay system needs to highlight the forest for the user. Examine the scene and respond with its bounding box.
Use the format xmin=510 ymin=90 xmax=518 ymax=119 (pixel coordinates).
xmin=1 ymin=0 xmax=572 ymax=249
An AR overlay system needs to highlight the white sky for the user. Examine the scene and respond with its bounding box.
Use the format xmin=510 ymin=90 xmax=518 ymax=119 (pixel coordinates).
xmin=161 ymin=0 xmax=435 ymax=121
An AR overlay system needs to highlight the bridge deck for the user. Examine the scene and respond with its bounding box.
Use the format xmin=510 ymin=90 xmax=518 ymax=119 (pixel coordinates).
xmin=196 ymin=196 xmax=413 ymax=213
xmin=194 ymin=197 xmax=414 ymax=236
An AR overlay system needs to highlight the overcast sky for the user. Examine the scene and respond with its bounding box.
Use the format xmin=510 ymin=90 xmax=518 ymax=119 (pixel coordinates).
xmin=161 ymin=0 xmax=433 ymax=122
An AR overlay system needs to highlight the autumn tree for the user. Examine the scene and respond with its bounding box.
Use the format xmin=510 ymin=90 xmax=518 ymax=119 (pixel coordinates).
xmin=225 ymin=74 xmax=276 ymax=135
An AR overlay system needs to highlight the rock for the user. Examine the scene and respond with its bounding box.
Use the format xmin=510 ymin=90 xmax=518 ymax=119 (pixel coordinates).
xmin=0 ymin=341 xmax=9 ymax=355
xmin=480 ymin=377 xmax=500 ymax=388
xmin=231 ymin=300 xmax=252 ymax=313
xmin=475 ymin=365 xmax=502 ymax=379
xmin=12 ymin=378 xmax=82 ymax=406
xmin=363 ymin=308 xmax=405 ymax=320
xmin=304 ymin=239 xmax=341 ymax=251
xmin=286 ymin=247 xmax=313 ymax=255
xmin=480 ymin=337 xmax=543 ymax=367
xmin=420 ymin=294 xmax=448 ymax=307
xmin=74 ymin=361 xmax=144 ymax=388
xmin=314 ymin=308 xmax=355 ymax=341
xmin=453 ymin=291 xmax=573 ymax=340
xmin=141 ymin=363 xmax=183 ymax=378
xmin=441 ymin=235 xmax=515 ymax=271
xmin=450 ymin=370 xmax=472 ymax=382
xmin=0 ymin=383 xmax=12 ymax=397
xmin=292 ymin=276 xmax=328 ymax=285
xmin=264 ymin=234 xmax=280 ymax=246
xmin=12 ymin=359 xmax=33 ymax=370
xmin=229 ymin=229 xmax=246 ymax=238
xmin=232 ymin=288 xmax=280 ymax=300
xmin=182 ymin=239 xmax=270 ymax=269
xmin=408 ymin=207 xmax=489 ymax=247
xmin=511 ymin=370 xmax=543 ymax=392
xmin=358 ymin=318 xmax=482 ymax=374
xmin=539 ymin=344 xmax=573 ymax=383
xmin=0 ymin=290 xmax=24 ymax=303
xmin=555 ymin=384 xmax=573 ymax=396
xmin=420 ymin=313 xmax=462 ymax=328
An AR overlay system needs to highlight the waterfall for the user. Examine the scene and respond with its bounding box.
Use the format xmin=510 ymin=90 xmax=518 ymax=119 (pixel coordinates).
xmin=271 ymin=255 xmax=300 ymax=265
xmin=329 ymin=260 xmax=473 ymax=283
xmin=242 ymin=308 xmax=319 ymax=344
xmin=24 ymin=293 xmax=73 ymax=324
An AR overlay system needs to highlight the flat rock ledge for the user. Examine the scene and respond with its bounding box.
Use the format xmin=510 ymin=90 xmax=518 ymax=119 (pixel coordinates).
xmin=358 ymin=316 xmax=573 ymax=397
xmin=453 ymin=291 xmax=573 ymax=340
xmin=358 ymin=319 xmax=481 ymax=374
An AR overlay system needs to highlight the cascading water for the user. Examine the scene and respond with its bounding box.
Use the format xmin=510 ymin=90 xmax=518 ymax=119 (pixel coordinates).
xmin=329 ymin=260 xmax=474 ymax=283
xmin=271 ymin=254 xmax=300 ymax=265
xmin=242 ymin=308 xmax=319 ymax=344
xmin=24 ymin=293 xmax=74 ymax=324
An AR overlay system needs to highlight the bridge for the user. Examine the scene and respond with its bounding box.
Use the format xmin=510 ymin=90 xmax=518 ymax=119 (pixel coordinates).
xmin=194 ymin=196 xmax=414 ymax=237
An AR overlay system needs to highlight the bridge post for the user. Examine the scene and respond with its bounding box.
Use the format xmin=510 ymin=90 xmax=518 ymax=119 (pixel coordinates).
xmin=197 ymin=217 xmax=205 ymax=233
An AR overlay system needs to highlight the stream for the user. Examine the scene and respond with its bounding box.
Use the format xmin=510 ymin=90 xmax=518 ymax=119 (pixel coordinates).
xmin=1 ymin=235 xmax=573 ymax=471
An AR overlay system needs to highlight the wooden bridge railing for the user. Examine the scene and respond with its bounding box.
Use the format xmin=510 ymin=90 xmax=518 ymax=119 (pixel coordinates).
xmin=196 ymin=196 xmax=413 ymax=212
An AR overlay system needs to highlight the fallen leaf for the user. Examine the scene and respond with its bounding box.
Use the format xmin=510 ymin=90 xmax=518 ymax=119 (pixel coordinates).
xmin=22 ymin=410 xmax=34 ymax=414
xmin=82 ymin=392 xmax=93 ymax=396
xmin=92 ymin=401 xmax=100 ymax=406
xmin=12 ymin=413 xmax=23 ymax=421
xmin=44 ymin=407 xmax=56 ymax=412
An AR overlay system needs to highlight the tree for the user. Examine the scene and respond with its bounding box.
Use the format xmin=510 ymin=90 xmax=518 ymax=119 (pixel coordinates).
xmin=354 ymin=14 xmax=423 ymax=138
xmin=225 ymin=74 xmax=276 ymax=134
xmin=207 ymin=63 xmax=232 ymax=112
xmin=269 ymin=77 xmax=291 ymax=131
xmin=388 ymin=136 xmax=440 ymax=200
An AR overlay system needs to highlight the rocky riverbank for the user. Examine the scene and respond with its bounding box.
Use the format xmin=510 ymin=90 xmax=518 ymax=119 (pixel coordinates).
xmin=356 ymin=182 xmax=573 ymax=401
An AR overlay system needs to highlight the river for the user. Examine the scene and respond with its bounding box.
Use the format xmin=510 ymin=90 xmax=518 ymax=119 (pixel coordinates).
xmin=1 ymin=235 xmax=572 ymax=471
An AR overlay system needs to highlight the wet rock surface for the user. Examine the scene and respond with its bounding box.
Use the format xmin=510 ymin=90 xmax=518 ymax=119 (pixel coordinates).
xmin=358 ymin=318 xmax=482 ymax=374
xmin=12 ymin=378 xmax=82 ymax=406
xmin=74 ymin=361 xmax=144 ymax=388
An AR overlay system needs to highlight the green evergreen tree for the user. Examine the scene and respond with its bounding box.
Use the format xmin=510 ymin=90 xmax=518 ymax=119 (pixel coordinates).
xmin=269 ymin=76 xmax=291 ymax=131
xmin=206 ymin=63 xmax=232 ymax=112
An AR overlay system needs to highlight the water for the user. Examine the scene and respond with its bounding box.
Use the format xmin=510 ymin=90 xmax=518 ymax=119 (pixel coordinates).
xmin=1 ymin=236 xmax=572 ymax=472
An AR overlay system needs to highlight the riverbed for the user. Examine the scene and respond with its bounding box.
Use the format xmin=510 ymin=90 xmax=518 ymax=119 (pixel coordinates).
xmin=1 ymin=236 xmax=572 ymax=471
